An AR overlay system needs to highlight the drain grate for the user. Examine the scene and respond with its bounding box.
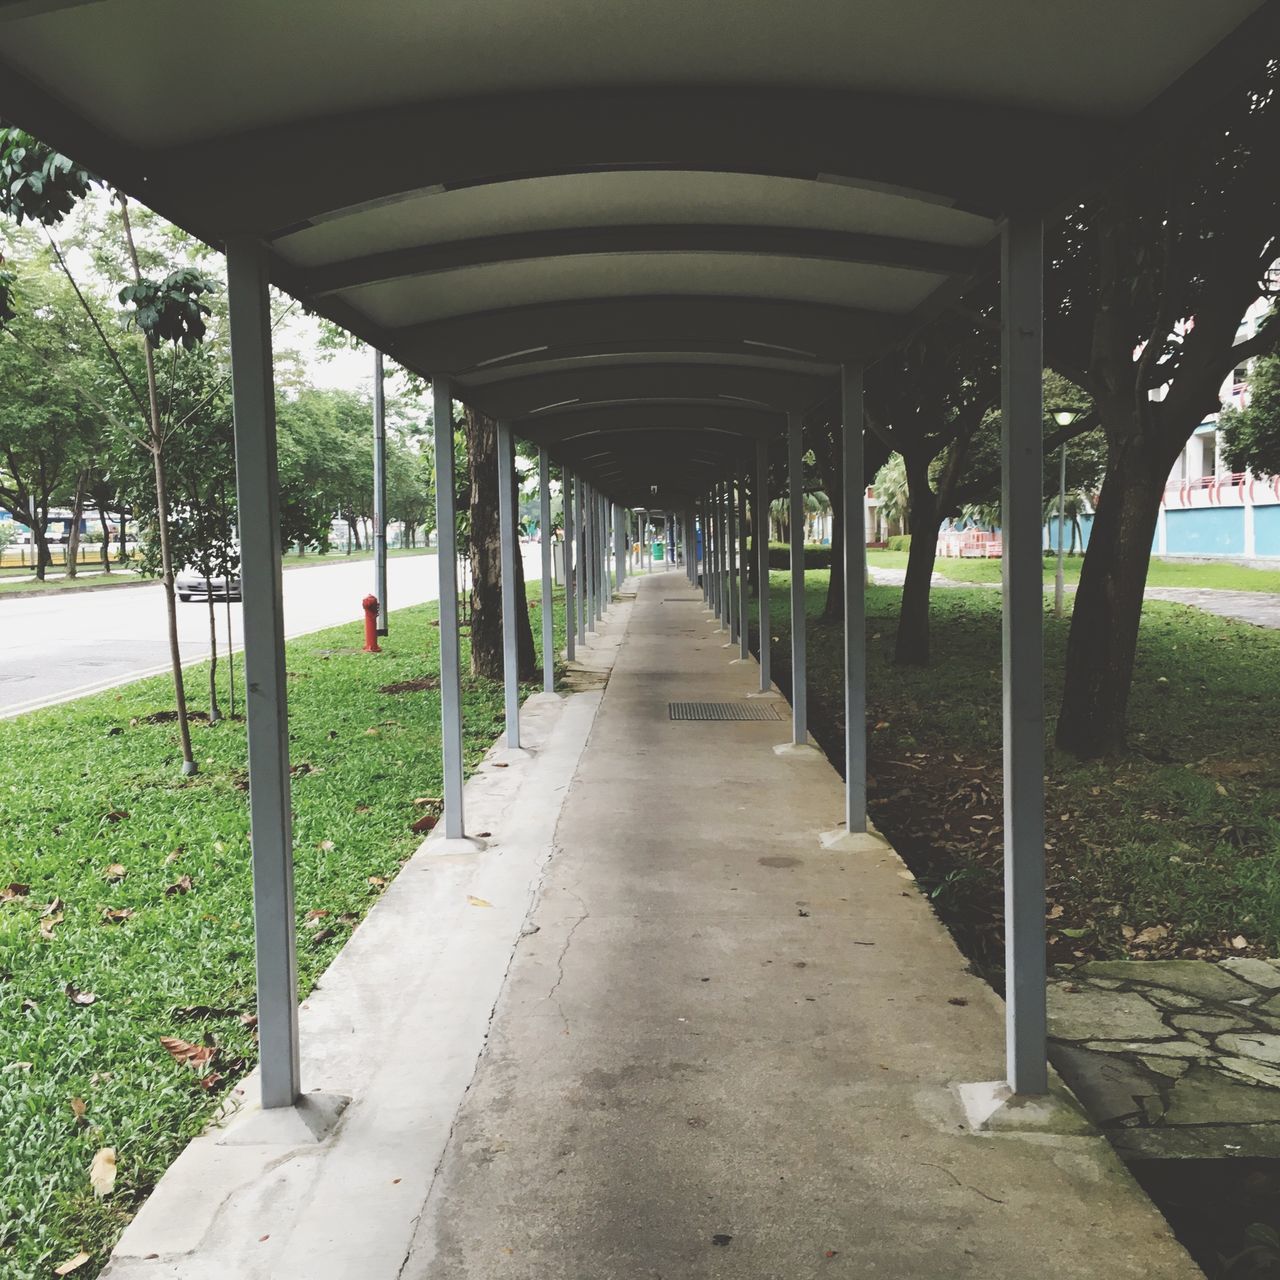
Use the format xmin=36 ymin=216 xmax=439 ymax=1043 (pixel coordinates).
xmin=669 ymin=701 xmax=781 ymax=721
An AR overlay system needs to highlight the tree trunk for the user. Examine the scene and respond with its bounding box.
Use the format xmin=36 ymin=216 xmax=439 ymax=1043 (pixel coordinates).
xmin=65 ymin=471 xmax=87 ymax=580
xmin=120 ymin=195 xmax=195 ymax=774
xmin=206 ymin=590 xmax=222 ymax=723
xmin=465 ymin=406 xmax=537 ymax=681
xmin=1055 ymin=434 xmax=1171 ymax=757
xmin=117 ymin=507 xmax=130 ymax=563
xmin=894 ymin=455 xmax=939 ymax=666
xmin=98 ymin=506 xmax=111 ymax=571
xmin=31 ymin=524 xmax=51 ymax=582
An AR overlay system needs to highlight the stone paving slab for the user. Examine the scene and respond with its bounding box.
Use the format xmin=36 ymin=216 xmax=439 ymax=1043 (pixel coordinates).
xmin=1049 ymin=959 xmax=1280 ymax=1160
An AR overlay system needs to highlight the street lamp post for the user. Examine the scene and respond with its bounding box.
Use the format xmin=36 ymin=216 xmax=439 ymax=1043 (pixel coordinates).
xmin=1050 ymin=410 xmax=1078 ymax=619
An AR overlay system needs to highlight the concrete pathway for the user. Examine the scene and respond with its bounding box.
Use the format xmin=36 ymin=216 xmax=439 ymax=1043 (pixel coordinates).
xmin=404 ymin=571 xmax=1195 ymax=1279
xmin=870 ymin=565 xmax=1280 ymax=629
xmin=101 ymin=568 xmax=1199 ymax=1279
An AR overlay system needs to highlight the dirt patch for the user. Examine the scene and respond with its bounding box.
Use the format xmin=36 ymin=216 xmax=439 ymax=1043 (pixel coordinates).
xmin=379 ymin=677 xmax=440 ymax=695
xmin=140 ymin=710 xmax=210 ymax=724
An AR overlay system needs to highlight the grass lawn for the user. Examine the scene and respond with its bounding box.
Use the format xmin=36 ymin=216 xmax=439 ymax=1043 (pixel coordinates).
xmin=762 ymin=571 xmax=1280 ymax=980
xmin=0 ymin=589 xmax=562 ymax=1278
xmin=866 ymin=548 xmax=1280 ymax=593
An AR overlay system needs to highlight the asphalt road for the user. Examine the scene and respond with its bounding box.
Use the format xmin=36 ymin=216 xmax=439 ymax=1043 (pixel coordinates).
xmin=0 ymin=554 xmax=460 ymax=718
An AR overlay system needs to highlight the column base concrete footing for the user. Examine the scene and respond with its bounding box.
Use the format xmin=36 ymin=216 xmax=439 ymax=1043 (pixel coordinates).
xmin=523 ymin=692 xmax=565 ymax=708
xmin=818 ymin=825 xmax=890 ymax=853
xmin=491 ymin=746 xmax=535 ymax=765
xmin=729 ymin=656 xmax=753 ymax=665
xmin=424 ymin=834 xmax=490 ymax=855
xmin=747 ymin=688 xmax=780 ymax=699
xmin=772 ymin=740 xmax=820 ymax=757
xmin=955 ymin=1081 xmax=1094 ymax=1136
xmin=217 ymin=1092 xmax=351 ymax=1147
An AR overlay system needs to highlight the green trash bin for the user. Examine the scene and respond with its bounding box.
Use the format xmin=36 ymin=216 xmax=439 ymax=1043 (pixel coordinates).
xmin=652 ymin=541 xmax=664 ymax=561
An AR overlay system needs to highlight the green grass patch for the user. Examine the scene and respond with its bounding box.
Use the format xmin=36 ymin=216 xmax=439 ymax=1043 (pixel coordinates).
xmin=761 ymin=570 xmax=1280 ymax=978
xmin=867 ymin=548 xmax=1280 ymax=592
xmin=0 ymin=589 xmax=563 ymax=1277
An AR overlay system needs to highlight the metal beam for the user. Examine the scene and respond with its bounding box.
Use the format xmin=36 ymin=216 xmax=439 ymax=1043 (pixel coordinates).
xmin=1001 ymin=213 xmax=1048 ymax=1096
xmin=432 ymin=375 xmax=467 ymax=838
xmin=225 ymin=239 xmax=300 ymax=1110
xmin=737 ymin=469 xmax=750 ymax=660
xmin=497 ymin=419 xmax=521 ymax=750
xmin=539 ymin=448 xmax=555 ymax=692
xmin=842 ymin=364 xmax=867 ymax=833
xmin=788 ymin=411 xmax=807 ymax=745
xmin=303 ymin=224 xmax=978 ymax=296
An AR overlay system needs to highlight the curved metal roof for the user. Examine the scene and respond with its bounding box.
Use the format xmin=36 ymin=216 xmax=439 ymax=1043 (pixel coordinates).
xmin=1 ymin=0 xmax=1272 ymax=503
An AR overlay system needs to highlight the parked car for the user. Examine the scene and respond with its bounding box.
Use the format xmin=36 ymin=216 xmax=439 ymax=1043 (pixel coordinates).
xmin=176 ymin=567 xmax=241 ymax=602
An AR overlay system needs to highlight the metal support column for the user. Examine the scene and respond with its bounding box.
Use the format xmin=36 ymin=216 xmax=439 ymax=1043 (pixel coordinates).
xmin=585 ymin=484 xmax=597 ymax=631
xmin=539 ymin=449 xmax=555 ymax=692
xmin=614 ymin=504 xmax=625 ymax=589
xmin=756 ymin=438 xmax=771 ymax=693
xmin=564 ymin=470 xmax=577 ymax=662
xmin=1002 ymin=213 xmax=1048 ymax=1096
xmin=737 ymin=467 xmax=750 ymax=659
xmin=497 ymin=420 xmax=521 ymax=750
xmin=227 ymin=238 xmax=300 ymax=1110
xmin=842 ymin=364 xmax=867 ymax=832
xmin=372 ymin=350 xmax=388 ymax=634
xmin=725 ymin=479 xmax=738 ymax=641
xmin=575 ymin=478 xmax=586 ymax=638
xmin=432 ymin=375 xmax=467 ymax=839
xmin=788 ymin=412 xmax=807 ymax=745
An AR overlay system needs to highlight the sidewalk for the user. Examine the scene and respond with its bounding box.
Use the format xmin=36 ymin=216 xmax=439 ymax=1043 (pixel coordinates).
xmin=404 ymin=571 xmax=1195 ymax=1278
xmin=102 ymin=569 xmax=1198 ymax=1279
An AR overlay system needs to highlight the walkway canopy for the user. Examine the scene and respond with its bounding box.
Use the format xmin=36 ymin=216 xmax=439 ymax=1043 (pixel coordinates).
xmin=2 ymin=0 xmax=1273 ymax=1109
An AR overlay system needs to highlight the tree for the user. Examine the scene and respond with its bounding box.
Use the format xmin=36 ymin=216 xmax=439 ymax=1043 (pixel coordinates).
xmin=1045 ymin=62 xmax=1280 ymax=757
xmin=462 ymin=405 xmax=536 ymax=682
xmin=1 ymin=131 xmax=217 ymax=774
xmin=865 ymin=315 xmax=1000 ymax=665
xmin=0 ymin=252 xmax=101 ymax=579
xmin=1221 ymin=345 xmax=1280 ymax=473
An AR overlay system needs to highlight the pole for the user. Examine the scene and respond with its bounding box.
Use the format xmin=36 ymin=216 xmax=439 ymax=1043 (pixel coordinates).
xmin=564 ymin=470 xmax=576 ymax=662
xmin=539 ymin=449 xmax=555 ymax=692
xmin=575 ymin=478 xmax=586 ymax=639
xmin=788 ymin=412 xmax=807 ymax=745
xmin=432 ymin=375 xmax=467 ymax=840
xmin=372 ymin=349 xmax=388 ymax=634
xmin=1055 ymin=443 xmax=1067 ymax=619
xmin=1002 ymin=213 xmax=1048 ymax=1095
xmin=756 ymin=437 xmax=771 ymax=693
xmin=737 ymin=468 xmax=750 ymax=659
xmin=842 ymin=364 xmax=867 ymax=832
xmin=226 ymin=238 xmax=300 ymax=1109
xmin=497 ymin=420 xmax=521 ymax=750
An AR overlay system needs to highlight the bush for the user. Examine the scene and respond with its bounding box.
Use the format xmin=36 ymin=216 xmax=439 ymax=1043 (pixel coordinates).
xmin=766 ymin=542 xmax=832 ymax=570
xmin=886 ymin=534 xmax=912 ymax=552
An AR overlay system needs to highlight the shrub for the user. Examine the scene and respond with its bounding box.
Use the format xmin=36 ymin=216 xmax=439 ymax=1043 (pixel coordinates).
xmin=886 ymin=534 xmax=912 ymax=552
xmin=766 ymin=542 xmax=832 ymax=570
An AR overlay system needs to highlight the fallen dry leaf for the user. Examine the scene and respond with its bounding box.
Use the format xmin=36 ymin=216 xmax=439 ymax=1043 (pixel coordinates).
xmin=316 ymin=839 xmax=335 ymax=852
xmin=1047 ymin=905 xmax=1064 ymax=920
xmin=1134 ymin=925 xmax=1169 ymax=945
xmin=310 ymin=927 xmax=337 ymax=945
xmin=467 ymin=895 xmax=494 ymax=909
xmin=54 ymin=1252 xmax=91 ymax=1276
xmin=40 ymin=912 xmax=64 ymax=939
xmin=159 ymin=1036 xmax=215 ymax=1070
xmin=1232 ymin=935 xmax=1249 ymax=950
xmin=102 ymin=864 xmax=126 ymax=882
xmin=413 ymin=796 xmax=443 ymax=807
xmin=89 ymin=1147 xmax=117 ymax=1197
xmin=65 ymin=984 xmax=97 ymax=1006
xmin=305 ymin=909 xmax=329 ymax=921
xmin=165 ymin=875 xmax=193 ymax=896
xmin=410 ymin=814 xmax=437 ymax=834
xmin=103 ymin=810 xmax=129 ymax=824
xmin=70 ymin=1097 xmax=87 ymax=1123
xmin=41 ymin=897 xmax=65 ymax=917
xmin=101 ymin=907 xmax=134 ymax=924
xmin=1 ymin=882 xmax=30 ymax=901
xmin=367 ymin=876 xmax=387 ymax=889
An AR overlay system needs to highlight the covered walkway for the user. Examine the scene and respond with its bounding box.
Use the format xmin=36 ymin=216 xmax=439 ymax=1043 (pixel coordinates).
xmin=105 ymin=568 xmax=1197 ymax=1277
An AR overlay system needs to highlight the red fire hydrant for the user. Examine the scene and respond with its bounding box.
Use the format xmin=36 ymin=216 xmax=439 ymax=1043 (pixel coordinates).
xmin=362 ymin=595 xmax=381 ymax=653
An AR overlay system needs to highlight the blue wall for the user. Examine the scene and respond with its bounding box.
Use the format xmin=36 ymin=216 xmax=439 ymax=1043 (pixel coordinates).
xmin=1165 ymin=506 xmax=1245 ymax=556
xmin=1255 ymin=506 xmax=1280 ymax=558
